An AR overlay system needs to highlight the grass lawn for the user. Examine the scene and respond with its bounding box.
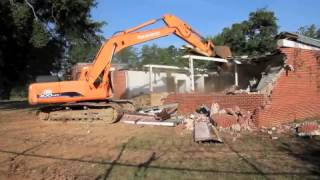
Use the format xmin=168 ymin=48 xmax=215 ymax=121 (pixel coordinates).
xmin=0 ymin=102 xmax=319 ymax=179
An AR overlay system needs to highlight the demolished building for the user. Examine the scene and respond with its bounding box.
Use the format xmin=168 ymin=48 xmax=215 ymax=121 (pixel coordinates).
xmin=112 ymin=32 xmax=320 ymax=127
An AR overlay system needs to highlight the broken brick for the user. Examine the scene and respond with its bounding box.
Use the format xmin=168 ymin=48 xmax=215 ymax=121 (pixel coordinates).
xmin=234 ymin=106 xmax=241 ymax=114
xmin=212 ymin=114 xmax=238 ymax=128
xmin=225 ymin=108 xmax=236 ymax=116
xmin=297 ymin=122 xmax=320 ymax=136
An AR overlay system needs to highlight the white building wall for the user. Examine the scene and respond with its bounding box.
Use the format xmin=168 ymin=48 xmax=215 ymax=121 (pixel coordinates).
xmin=126 ymin=71 xmax=149 ymax=98
xmin=126 ymin=70 xmax=198 ymax=98
xmin=194 ymin=76 xmax=205 ymax=92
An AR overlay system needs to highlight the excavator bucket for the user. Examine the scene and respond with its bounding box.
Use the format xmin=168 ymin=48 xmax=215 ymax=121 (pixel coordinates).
xmin=214 ymin=46 xmax=232 ymax=59
xmin=181 ymin=44 xmax=232 ymax=59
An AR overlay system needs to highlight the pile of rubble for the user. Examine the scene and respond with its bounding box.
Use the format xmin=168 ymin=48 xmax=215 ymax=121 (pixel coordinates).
xmin=181 ymin=102 xmax=320 ymax=140
xmin=181 ymin=103 xmax=254 ymax=132
xmin=182 ymin=113 xmax=209 ymax=131
xmin=120 ymin=98 xmax=320 ymax=140
xmin=209 ymin=103 xmax=254 ymax=132
xmin=297 ymin=122 xmax=320 ymax=136
xmin=259 ymin=121 xmax=320 ymax=139
xmin=120 ymin=103 xmax=181 ymax=126
xmin=181 ymin=113 xmax=222 ymax=143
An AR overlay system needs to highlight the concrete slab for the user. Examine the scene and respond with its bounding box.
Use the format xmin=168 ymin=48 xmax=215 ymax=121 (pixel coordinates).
xmin=194 ymin=121 xmax=223 ymax=143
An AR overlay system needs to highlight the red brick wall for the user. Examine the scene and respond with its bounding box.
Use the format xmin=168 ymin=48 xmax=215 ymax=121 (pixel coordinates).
xmin=255 ymin=48 xmax=320 ymax=127
xmin=111 ymin=70 xmax=127 ymax=99
xmin=165 ymin=93 xmax=265 ymax=114
xmin=165 ymin=48 xmax=320 ymax=127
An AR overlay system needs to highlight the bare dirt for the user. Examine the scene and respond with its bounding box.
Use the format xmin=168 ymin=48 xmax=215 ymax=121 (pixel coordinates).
xmin=0 ymin=101 xmax=319 ymax=180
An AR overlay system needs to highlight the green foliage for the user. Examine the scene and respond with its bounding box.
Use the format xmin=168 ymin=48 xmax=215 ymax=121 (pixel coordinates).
xmin=0 ymin=0 xmax=104 ymax=99
xmin=114 ymin=47 xmax=139 ymax=67
xmin=297 ymin=24 xmax=320 ymax=39
xmin=210 ymin=8 xmax=278 ymax=56
xmin=139 ymin=44 xmax=187 ymax=68
xmin=140 ymin=44 xmax=160 ymax=65
xmin=29 ymin=20 xmax=50 ymax=48
xmin=116 ymin=44 xmax=209 ymax=70
xmin=68 ymin=38 xmax=101 ymax=64
xmin=10 ymin=2 xmax=31 ymax=31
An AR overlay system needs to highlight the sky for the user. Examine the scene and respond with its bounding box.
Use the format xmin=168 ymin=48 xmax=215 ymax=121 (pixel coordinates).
xmin=91 ymin=0 xmax=320 ymax=47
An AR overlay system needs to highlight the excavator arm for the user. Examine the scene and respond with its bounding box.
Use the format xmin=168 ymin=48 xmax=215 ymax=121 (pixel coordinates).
xmin=86 ymin=14 xmax=215 ymax=88
xmin=29 ymin=14 xmax=217 ymax=105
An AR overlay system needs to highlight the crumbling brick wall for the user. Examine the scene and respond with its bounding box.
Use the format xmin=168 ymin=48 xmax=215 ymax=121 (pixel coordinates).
xmin=165 ymin=48 xmax=320 ymax=127
xmin=255 ymin=48 xmax=320 ymax=127
xmin=165 ymin=93 xmax=265 ymax=114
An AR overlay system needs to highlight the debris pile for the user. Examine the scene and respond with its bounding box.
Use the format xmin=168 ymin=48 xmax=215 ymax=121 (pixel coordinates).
xmin=297 ymin=122 xmax=320 ymax=137
xmin=259 ymin=126 xmax=285 ymax=140
xmin=182 ymin=113 xmax=209 ymax=131
xmin=121 ymin=96 xmax=320 ymax=141
xmin=180 ymin=110 xmax=222 ymax=143
xmin=120 ymin=103 xmax=181 ymax=126
xmin=259 ymin=121 xmax=320 ymax=138
xmin=138 ymin=103 xmax=178 ymax=121
xmin=209 ymin=103 xmax=254 ymax=132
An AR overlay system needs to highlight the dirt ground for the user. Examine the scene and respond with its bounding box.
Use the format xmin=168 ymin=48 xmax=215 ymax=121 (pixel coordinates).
xmin=0 ymin=101 xmax=319 ymax=180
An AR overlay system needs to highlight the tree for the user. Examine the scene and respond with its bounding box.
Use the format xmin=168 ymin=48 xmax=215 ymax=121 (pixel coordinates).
xmin=68 ymin=38 xmax=102 ymax=64
xmin=139 ymin=44 xmax=160 ymax=65
xmin=246 ymin=9 xmax=278 ymax=55
xmin=210 ymin=8 xmax=278 ymax=56
xmin=139 ymin=44 xmax=187 ymax=67
xmin=0 ymin=0 xmax=104 ymax=99
xmin=211 ymin=23 xmax=248 ymax=55
xmin=297 ymin=24 xmax=320 ymax=39
xmin=113 ymin=47 xmax=139 ymax=67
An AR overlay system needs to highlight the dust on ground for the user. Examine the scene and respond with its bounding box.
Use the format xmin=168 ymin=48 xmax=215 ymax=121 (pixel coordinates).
xmin=0 ymin=101 xmax=319 ymax=180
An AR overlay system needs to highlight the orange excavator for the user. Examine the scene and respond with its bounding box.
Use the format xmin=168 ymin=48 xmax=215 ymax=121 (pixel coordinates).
xmin=28 ymin=14 xmax=227 ymax=123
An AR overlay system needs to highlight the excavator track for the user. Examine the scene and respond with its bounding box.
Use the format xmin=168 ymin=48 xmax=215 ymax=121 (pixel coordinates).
xmin=38 ymin=101 xmax=135 ymax=124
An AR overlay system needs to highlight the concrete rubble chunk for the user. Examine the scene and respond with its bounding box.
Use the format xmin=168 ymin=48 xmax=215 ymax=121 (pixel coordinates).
xmin=231 ymin=124 xmax=241 ymax=132
xmin=183 ymin=118 xmax=194 ymax=131
xmin=183 ymin=113 xmax=211 ymax=131
xmin=210 ymin=103 xmax=220 ymax=116
xmin=218 ymin=109 xmax=226 ymax=114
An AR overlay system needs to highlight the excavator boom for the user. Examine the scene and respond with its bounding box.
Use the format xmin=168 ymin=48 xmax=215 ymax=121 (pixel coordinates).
xmin=86 ymin=14 xmax=215 ymax=88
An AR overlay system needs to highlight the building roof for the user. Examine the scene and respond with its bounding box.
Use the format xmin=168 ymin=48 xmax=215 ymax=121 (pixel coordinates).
xmin=276 ymin=32 xmax=320 ymax=48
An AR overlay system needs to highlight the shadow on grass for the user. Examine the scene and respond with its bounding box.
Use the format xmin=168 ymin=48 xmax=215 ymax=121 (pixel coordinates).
xmin=0 ymin=145 xmax=319 ymax=179
xmin=278 ymin=135 xmax=320 ymax=175
xmin=133 ymin=151 xmax=165 ymax=179
xmin=0 ymin=101 xmax=32 ymax=110
xmin=0 ymin=120 xmax=319 ymax=179
xmin=225 ymin=142 xmax=270 ymax=179
xmin=103 ymin=141 xmax=128 ymax=180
